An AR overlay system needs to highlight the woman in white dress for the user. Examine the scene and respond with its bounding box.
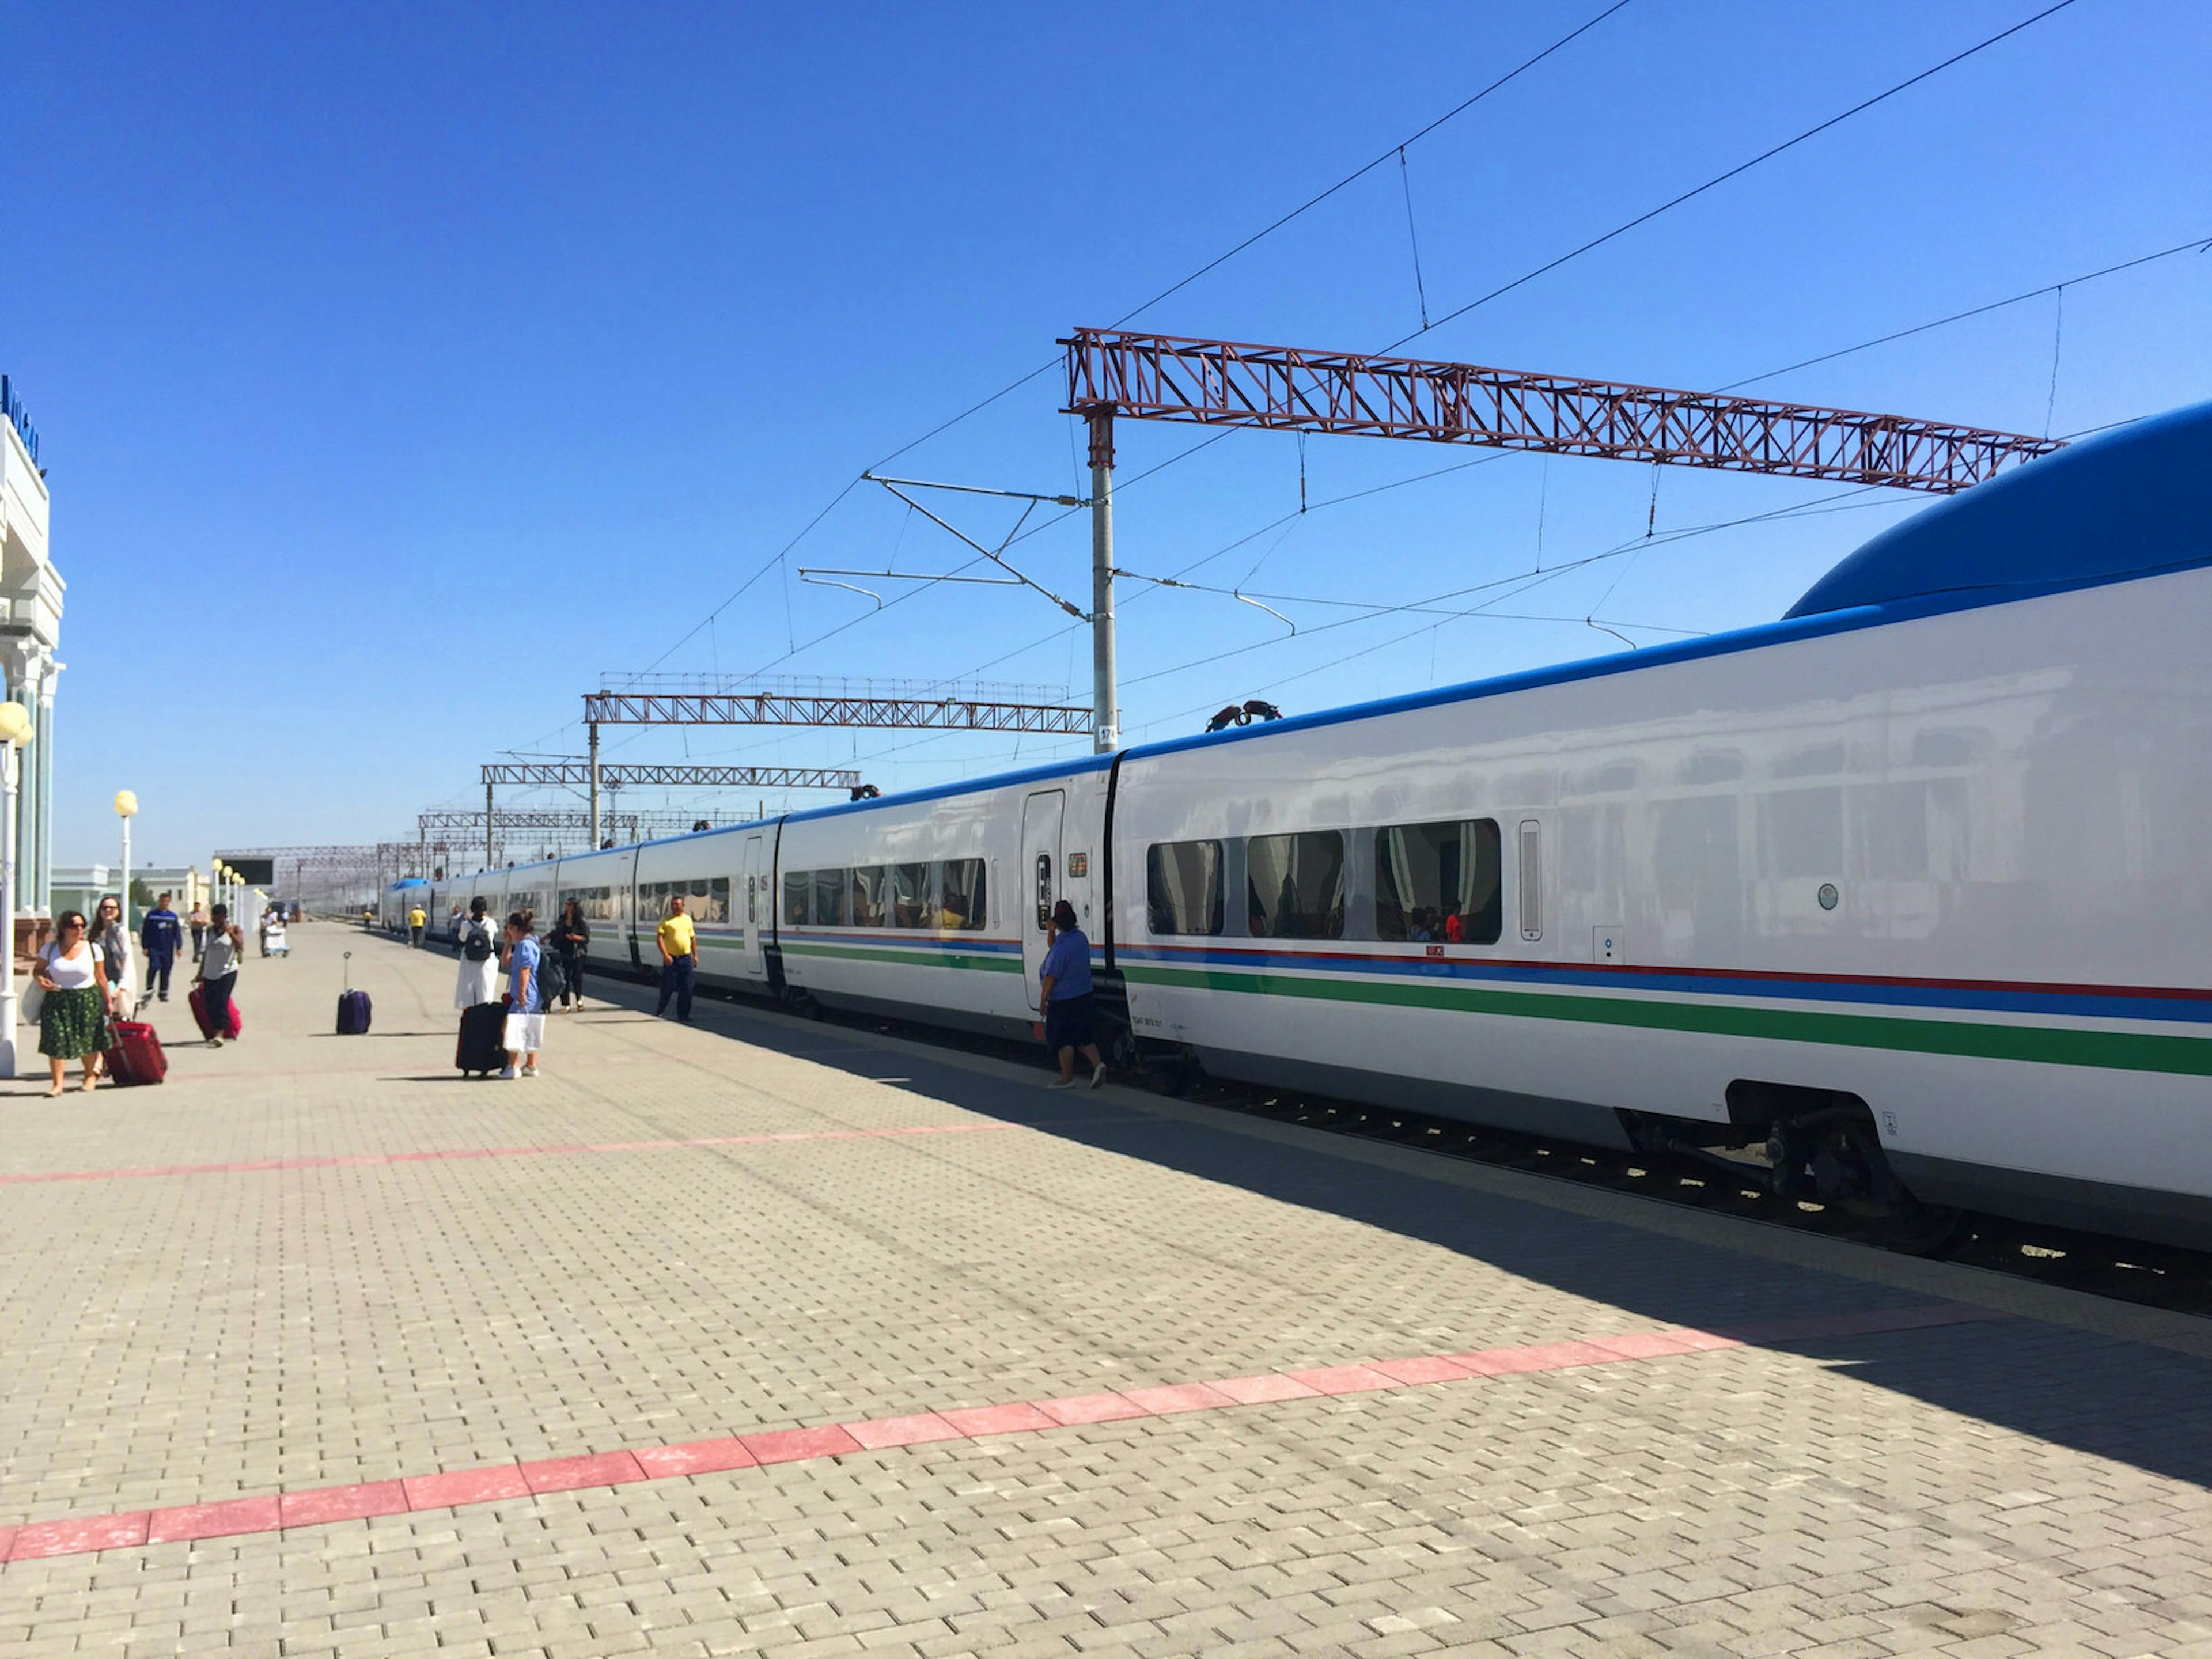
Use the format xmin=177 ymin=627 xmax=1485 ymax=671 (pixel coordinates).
xmin=454 ymin=895 xmax=501 ymax=1009
xmin=36 ymin=911 xmax=114 ymax=1093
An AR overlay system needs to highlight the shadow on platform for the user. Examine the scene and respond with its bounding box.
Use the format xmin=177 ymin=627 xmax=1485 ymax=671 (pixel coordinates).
xmin=403 ymin=931 xmax=2212 ymax=1493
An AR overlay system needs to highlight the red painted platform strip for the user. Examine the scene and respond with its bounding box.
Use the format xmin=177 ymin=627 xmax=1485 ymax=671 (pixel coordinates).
xmin=0 ymin=1121 xmax=1017 ymax=1187
xmin=1 ymin=1302 xmax=2002 ymax=1567
xmin=146 ymin=1495 xmax=282 ymax=1545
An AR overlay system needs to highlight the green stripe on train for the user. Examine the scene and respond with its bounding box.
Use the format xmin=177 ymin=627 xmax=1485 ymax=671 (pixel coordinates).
xmin=1120 ymin=964 xmax=2212 ymax=1076
xmin=782 ymin=941 xmax=1022 ymax=975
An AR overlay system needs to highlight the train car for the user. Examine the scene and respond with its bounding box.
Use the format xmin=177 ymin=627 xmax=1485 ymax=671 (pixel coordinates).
xmin=771 ymin=759 xmax=1112 ymax=1040
xmin=1108 ymin=399 xmax=2212 ymax=1250
xmin=630 ymin=825 xmax=772 ymax=993
xmin=377 ymin=878 xmax=430 ymax=935
xmin=401 ymin=400 xmax=2208 ymax=1253
xmin=547 ymin=843 xmax=639 ymax=982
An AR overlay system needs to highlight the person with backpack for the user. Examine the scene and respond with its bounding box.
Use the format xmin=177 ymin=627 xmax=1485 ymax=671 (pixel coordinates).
xmin=454 ymin=896 xmax=501 ymax=1010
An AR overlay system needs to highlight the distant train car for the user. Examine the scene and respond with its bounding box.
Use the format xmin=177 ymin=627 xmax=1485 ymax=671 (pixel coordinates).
xmin=417 ymin=402 xmax=2211 ymax=1253
xmin=377 ymin=878 xmax=431 ymax=936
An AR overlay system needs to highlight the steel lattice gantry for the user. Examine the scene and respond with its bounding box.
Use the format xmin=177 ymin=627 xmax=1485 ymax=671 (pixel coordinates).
xmin=218 ymin=844 xmax=422 ymax=910
xmin=1062 ymin=327 xmax=2065 ymax=494
xmin=580 ymin=691 xmax=1093 ymax=734
xmin=480 ymin=762 xmax=861 ymax=790
xmin=415 ymin=808 xmax=765 ymax=874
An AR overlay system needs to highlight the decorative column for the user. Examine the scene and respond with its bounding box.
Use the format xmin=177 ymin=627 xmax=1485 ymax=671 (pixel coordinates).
xmin=35 ymin=660 xmax=57 ymax=916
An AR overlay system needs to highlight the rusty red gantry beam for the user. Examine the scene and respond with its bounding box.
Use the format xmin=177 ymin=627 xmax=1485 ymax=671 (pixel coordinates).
xmin=582 ymin=691 xmax=1093 ymax=735
xmin=1062 ymin=328 xmax=2064 ymax=493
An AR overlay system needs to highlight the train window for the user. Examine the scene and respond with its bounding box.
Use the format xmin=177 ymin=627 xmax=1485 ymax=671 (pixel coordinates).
xmin=889 ymin=863 xmax=931 ymax=928
xmin=811 ymin=868 xmax=850 ymax=928
xmin=1375 ymin=820 xmax=1502 ymax=944
xmin=558 ymin=887 xmax=613 ymax=925
xmin=1147 ymin=841 xmax=1224 ymax=937
xmin=1033 ymin=853 xmax=1052 ymax=932
xmin=1247 ymin=832 xmax=1346 ymax=940
xmin=935 ymin=859 xmax=986 ymax=931
xmin=783 ymin=872 xmax=809 ymax=926
xmin=851 ymin=866 xmax=888 ymax=927
xmin=746 ymin=876 xmax=757 ymax=925
xmin=691 ymin=878 xmax=728 ymax=925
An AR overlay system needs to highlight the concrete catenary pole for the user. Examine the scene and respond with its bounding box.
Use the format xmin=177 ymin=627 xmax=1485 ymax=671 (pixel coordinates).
xmin=484 ymin=781 xmax=495 ymax=872
xmin=1086 ymin=408 xmax=1118 ymax=754
xmin=588 ymin=722 xmax=601 ymax=850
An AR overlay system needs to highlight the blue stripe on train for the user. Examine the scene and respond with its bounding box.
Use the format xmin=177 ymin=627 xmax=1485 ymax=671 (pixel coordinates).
xmin=1113 ymin=944 xmax=2212 ymax=1025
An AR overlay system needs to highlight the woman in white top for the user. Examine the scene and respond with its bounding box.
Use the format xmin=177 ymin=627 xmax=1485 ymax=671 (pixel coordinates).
xmin=454 ymin=896 xmax=501 ymax=1009
xmin=35 ymin=910 xmax=114 ymax=1094
xmin=92 ymin=894 xmax=136 ymax=1022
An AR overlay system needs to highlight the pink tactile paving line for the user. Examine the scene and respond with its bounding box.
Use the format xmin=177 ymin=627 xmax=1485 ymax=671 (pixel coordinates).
xmin=0 ymin=1301 xmax=1999 ymax=1565
xmin=0 ymin=1120 xmax=1020 ymax=1185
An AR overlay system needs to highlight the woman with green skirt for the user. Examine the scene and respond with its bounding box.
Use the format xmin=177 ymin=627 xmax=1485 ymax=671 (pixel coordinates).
xmin=35 ymin=910 xmax=114 ymax=1095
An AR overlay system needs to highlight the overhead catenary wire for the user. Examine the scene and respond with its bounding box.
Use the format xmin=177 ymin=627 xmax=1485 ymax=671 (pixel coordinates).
xmin=682 ymin=392 xmax=2155 ymax=788
xmin=587 ymin=1 xmax=2111 ymax=785
xmin=792 ymin=486 xmax=1897 ymax=782
xmin=1382 ymin=0 xmax=2085 ymax=352
xmin=1714 ymin=232 xmax=2212 ymax=392
xmin=1116 ymin=226 xmax=2205 ymax=639
xmin=1397 ymin=147 xmax=1432 ymax=331
xmin=613 ymin=2 xmax=1642 ymax=696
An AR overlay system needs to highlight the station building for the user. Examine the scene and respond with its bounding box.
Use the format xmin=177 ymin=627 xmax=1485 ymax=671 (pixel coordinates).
xmin=0 ymin=376 xmax=59 ymax=944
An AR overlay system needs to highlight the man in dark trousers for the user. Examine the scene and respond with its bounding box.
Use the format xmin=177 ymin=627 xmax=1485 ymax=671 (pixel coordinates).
xmin=1039 ymin=899 xmax=1106 ymax=1090
xmin=139 ymin=892 xmax=184 ymax=1003
xmin=655 ymin=893 xmax=696 ymax=1022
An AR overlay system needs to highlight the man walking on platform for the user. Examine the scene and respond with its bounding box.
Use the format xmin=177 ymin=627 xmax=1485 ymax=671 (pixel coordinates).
xmin=139 ymin=892 xmax=183 ymax=1002
xmin=188 ymin=899 xmax=208 ymax=962
xmin=407 ymin=900 xmax=426 ymax=949
xmin=655 ymin=893 xmax=696 ymax=1022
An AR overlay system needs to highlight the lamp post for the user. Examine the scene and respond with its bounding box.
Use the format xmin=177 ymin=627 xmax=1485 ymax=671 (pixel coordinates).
xmin=0 ymin=701 xmax=35 ymax=1078
xmin=114 ymin=790 xmax=138 ymax=938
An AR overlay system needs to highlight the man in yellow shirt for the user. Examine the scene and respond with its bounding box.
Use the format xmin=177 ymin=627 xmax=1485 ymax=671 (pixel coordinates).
xmin=407 ymin=903 xmax=426 ymax=949
xmin=655 ymin=894 xmax=696 ymax=1022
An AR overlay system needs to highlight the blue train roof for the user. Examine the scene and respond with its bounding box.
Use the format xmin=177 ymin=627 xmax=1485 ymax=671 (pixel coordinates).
xmin=1786 ymin=399 xmax=2212 ymax=618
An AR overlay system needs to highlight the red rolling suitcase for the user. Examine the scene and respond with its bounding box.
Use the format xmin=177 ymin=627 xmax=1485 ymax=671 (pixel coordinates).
xmin=106 ymin=1020 xmax=168 ymax=1085
xmin=188 ymin=985 xmax=242 ymax=1040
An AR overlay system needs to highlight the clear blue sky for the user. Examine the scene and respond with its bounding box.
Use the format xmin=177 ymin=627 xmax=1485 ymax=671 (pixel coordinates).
xmin=5 ymin=0 xmax=2206 ymax=868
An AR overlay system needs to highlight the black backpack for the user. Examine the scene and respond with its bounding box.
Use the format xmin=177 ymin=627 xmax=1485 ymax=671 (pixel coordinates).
xmin=463 ymin=921 xmax=495 ymax=962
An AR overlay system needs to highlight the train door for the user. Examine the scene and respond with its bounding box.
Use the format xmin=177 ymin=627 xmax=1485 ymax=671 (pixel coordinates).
xmin=1020 ymin=790 xmax=1065 ymax=1012
xmin=738 ymin=833 xmax=767 ymax=978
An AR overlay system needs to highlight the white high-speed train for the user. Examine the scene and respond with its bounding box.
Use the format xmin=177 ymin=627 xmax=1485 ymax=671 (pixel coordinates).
xmin=388 ymin=401 xmax=2212 ymax=1253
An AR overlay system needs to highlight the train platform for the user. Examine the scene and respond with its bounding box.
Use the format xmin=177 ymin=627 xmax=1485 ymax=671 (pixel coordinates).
xmin=2 ymin=927 xmax=2210 ymax=1658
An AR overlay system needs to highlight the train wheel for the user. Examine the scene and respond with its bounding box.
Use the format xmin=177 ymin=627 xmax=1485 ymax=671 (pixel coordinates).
xmin=1865 ymin=1198 xmax=1968 ymax=1257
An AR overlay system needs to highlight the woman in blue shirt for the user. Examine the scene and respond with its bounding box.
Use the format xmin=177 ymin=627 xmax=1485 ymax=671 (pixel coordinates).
xmin=1039 ymin=899 xmax=1105 ymax=1090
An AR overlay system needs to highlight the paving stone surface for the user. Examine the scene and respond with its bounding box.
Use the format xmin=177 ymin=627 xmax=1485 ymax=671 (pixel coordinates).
xmin=1 ymin=924 xmax=2209 ymax=1656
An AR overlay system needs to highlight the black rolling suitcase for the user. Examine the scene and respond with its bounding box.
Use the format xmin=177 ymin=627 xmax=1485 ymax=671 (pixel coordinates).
xmin=457 ymin=1001 xmax=507 ymax=1077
